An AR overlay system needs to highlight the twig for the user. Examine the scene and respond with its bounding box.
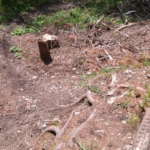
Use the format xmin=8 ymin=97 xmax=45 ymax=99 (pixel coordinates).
xmin=103 ymin=49 xmax=113 ymax=61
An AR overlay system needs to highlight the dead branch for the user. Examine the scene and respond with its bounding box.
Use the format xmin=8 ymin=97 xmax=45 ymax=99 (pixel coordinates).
xmin=116 ymin=23 xmax=137 ymax=32
xmin=67 ymin=109 xmax=97 ymax=147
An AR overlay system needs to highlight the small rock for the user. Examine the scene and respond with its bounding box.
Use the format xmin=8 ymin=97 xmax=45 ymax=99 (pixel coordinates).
xmin=125 ymin=70 xmax=133 ymax=74
xmin=75 ymin=112 xmax=80 ymax=115
xmin=136 ymin=91 xmax=141 ymax=98
xmin=87 ymin=72 xmax=91 ymax=75
xmin=95 ymin=130 xmax=104 ymax=133
xmin=124 ymin=145 xmax=132 ymax=150
xmin=72 ymin=68 xmax=76 ymax=71
xmin=42 ymin=124 xmax=47 ymax=128
xmin=32 ymin=76 xmax=37 ymax=79
xmin=122 ymin=120 xmax=127 ymax=124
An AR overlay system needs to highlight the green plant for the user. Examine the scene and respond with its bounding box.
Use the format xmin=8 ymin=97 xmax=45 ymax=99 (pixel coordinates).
xmin=11 ymin=27 xmax=37 ymax=36
xmin=9 ymin=46 xmax=22 ymax=59
xmin=77 ymin=139 xmax=97 ymax=150
xmin=78 ymin=58 xmax=84 ymax=64
xmin=123 ymin=100 xmax=130 ymax=108
xmin=128 ymin=114 xmax=140 ymax=126
xmin=9 ymin=46 xmax=21 ymax=53
xmin=142 ymin=58 xmax=150 ymax=66
xmin=89 ymin=85 xmax=102 ymax=95
xmin=78 ymin=81 xmax=88 ymax=88
xmin=14 ymin=52 xmax=21 ymax=59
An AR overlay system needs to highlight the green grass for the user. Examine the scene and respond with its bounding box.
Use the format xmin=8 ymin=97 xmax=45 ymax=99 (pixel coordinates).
xmin=80 ymin=65 xmax=126 ymax=81
xmin=77 ymin=139 xmax=97 ymax=150
xmin=89 ymin=85 xmax=102 ymax=95
xmin=52 ymin=122 xmax=58 ymax=126
xmin=142 ymin=58 xmax=150 ymax=66
xmin=123 ymin=100 xmax=130 ymax=108
xmin=128 ymin=114 xmax=140 ymax=126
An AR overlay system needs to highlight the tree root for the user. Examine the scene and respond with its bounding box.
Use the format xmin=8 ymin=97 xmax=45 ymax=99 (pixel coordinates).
xmin=57 ymin=90 xmax=95 ymax=107
xmin=34 ymin=126 xmax=60 ymax=147
xmin=67 ymin=109 xmax=97 ymax=147
xmin=133 ymin=108 xmax=150 ymax=150
xmin=34 ymin=110 xmax=75 ymax=149
xmin=34 ymin=91 xmax=96 ymax=150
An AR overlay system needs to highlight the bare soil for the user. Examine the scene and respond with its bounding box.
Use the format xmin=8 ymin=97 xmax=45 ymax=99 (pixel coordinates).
xmin=1 ymin=2 xmax=150 ymax=150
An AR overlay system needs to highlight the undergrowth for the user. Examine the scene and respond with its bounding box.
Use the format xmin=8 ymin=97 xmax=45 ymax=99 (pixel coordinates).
xmin=11 ymin=7 xmax=99 ymax=36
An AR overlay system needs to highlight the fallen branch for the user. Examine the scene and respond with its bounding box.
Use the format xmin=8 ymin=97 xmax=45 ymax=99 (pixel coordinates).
xmin=67 ymin=109 xmax=97 ymax=147
xmin=116 ymin=23 xmax=137 ymax=32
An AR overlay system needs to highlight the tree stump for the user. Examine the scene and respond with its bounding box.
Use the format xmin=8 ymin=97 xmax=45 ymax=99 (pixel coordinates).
xmin=38 ymin=34 xmax=59 ymax=65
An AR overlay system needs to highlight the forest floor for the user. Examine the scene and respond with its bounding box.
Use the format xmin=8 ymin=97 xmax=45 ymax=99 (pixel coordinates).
xmin=1 ymin=1 xmax=150 ymax=150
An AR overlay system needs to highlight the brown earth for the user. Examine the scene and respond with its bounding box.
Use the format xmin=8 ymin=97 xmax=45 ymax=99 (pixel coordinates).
xmin=1 ymin=2 xmax=150 ymax=150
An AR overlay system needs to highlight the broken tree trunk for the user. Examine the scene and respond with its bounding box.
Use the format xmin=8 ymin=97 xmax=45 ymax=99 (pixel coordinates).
xmin=38 ymin=34 xmax=59 ymax=65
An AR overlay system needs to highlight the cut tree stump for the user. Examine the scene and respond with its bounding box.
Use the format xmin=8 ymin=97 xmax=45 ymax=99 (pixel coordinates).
xmin=38 ymin=34 xmax=59 ymax=65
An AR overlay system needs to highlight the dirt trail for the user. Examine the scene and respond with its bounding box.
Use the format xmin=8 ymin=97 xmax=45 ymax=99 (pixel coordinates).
xmin=1 ymin=3 xmax=150 ymax=150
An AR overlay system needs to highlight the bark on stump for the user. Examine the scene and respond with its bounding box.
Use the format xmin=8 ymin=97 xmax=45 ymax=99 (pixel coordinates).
xmin=38 ymin=34 xmax=59 ymax=65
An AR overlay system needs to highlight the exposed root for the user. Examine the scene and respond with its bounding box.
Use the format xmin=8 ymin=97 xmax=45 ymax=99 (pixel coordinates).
xmin=34 ymin=126 xmax=60 ymax=147
xmin=55 ymin=110 xmax=75 ymax=140
xmin=117 ymin=83 xmax=146 ymax=92
xmin=34 ymin=91 xmax=96 ymax=149
xmin=53 ymin=142 xmax=63 ymax=150
xmin=67 ymin=109 xmax=97 ymax=147
xmin=86 ymin=91 xmax=95 ymax=105
xmin=133 ymin=108 xmax=150 ymax=150
xmin=57 ymin=91 xmax=95 ymax=107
